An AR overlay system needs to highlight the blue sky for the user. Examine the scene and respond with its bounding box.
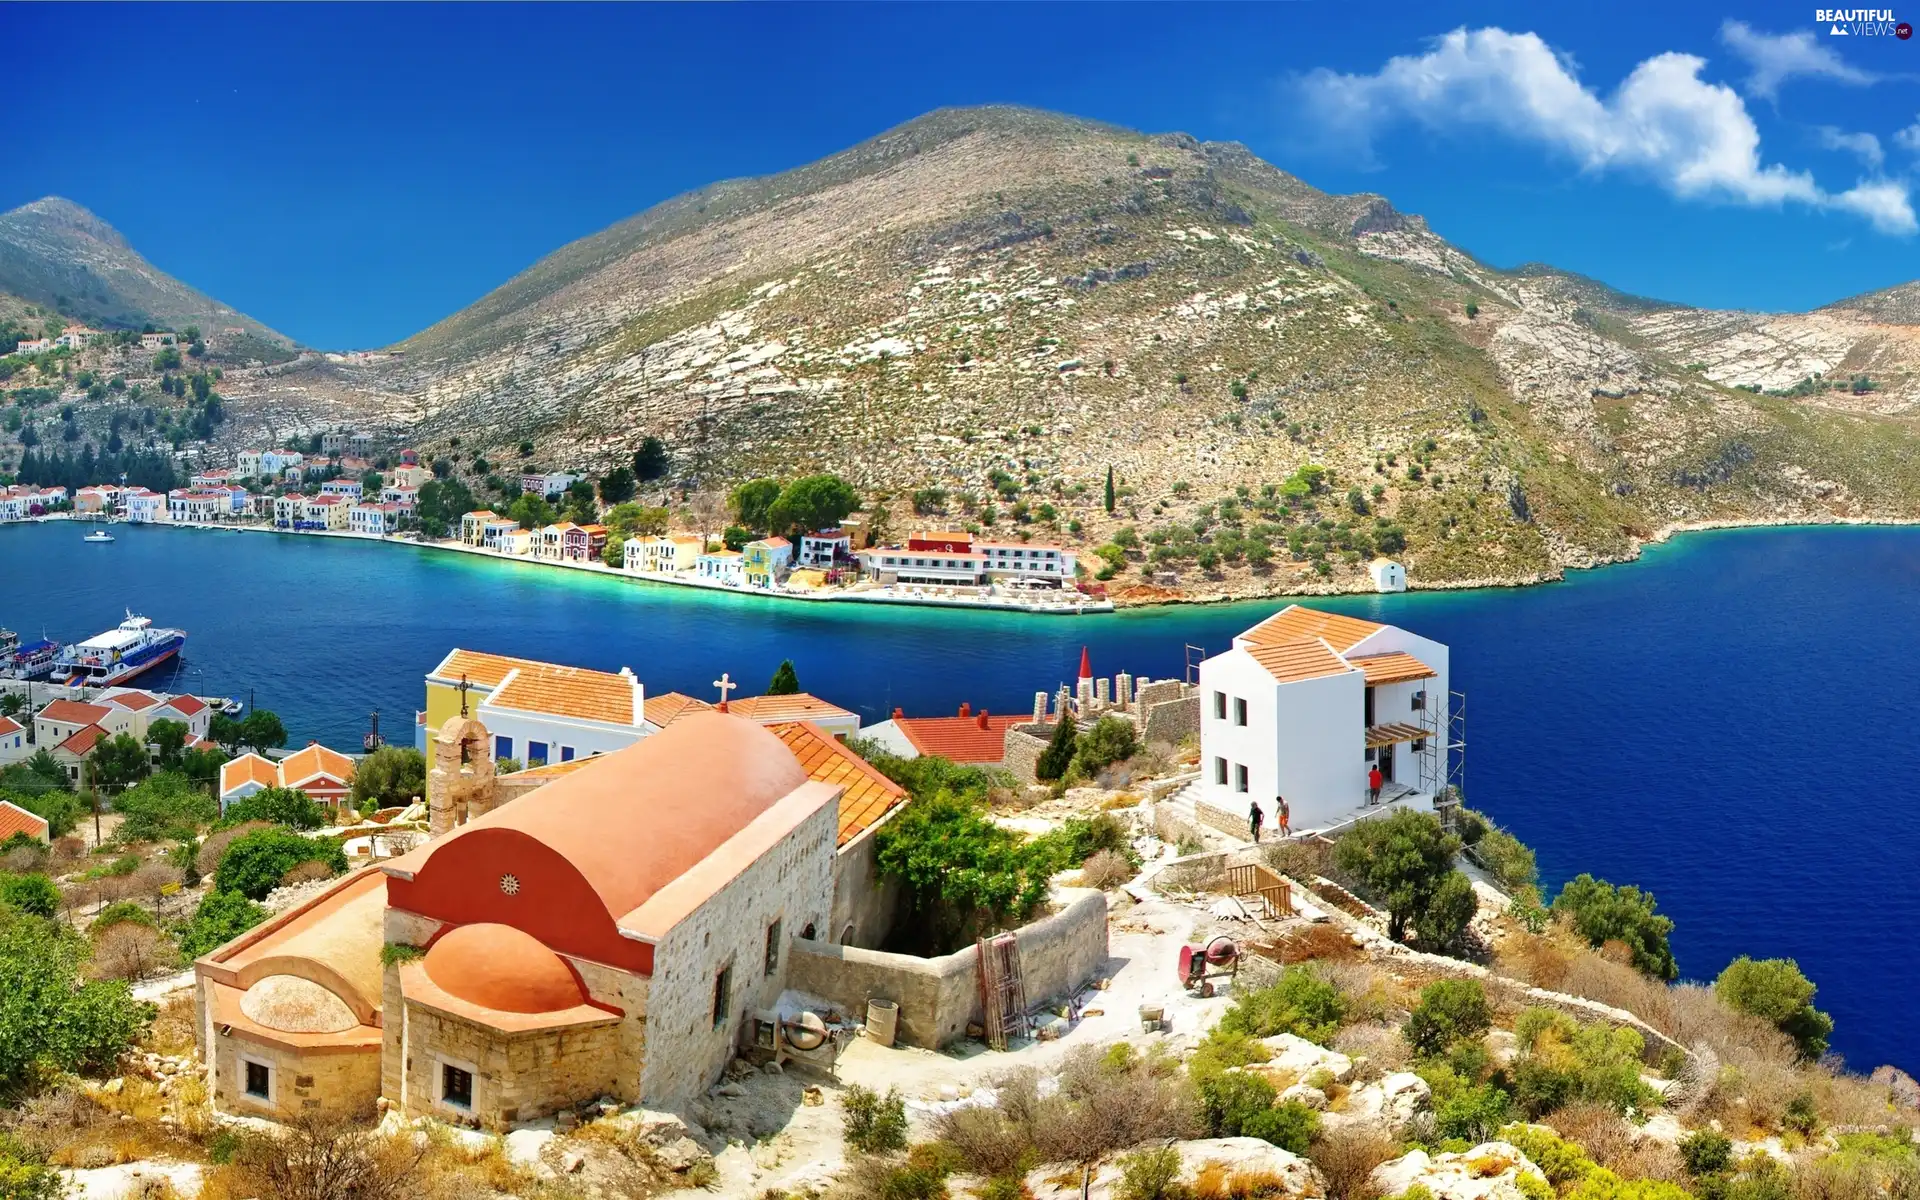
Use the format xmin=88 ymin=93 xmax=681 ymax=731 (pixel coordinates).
xmin=9 ymin=1 xmax=1920 ymax=348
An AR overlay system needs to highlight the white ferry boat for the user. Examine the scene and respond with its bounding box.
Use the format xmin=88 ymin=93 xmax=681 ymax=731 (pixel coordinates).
xmin=1 ymin=632 xmax=62 ymax=681
xmin=55 ymin=613 xmax=187 ymax=687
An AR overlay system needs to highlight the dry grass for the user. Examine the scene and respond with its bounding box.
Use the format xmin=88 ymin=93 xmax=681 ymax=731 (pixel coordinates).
xmin=197 ymin=822 xmax=273 ymax=876
xmin=145 ymin=991 xmax=200 ymax=1056
xmin=1157 ymin=860 xmax=1225 ymax=894
xmin=92 ymin=922 xmax=179 ymax=982
xmin=1543 ymin=1103 xmax=1685 ymax=1184
xmin=1256 ymin=923 xmax=1364 ymax=967
xmin=1307 ymin=1123 xmax=1401 ymax=1200
xmin=0 ymin=1080 xmax=207 ymax=1169
xmin=1331 ymin=1023 xmax=1413 ymax=1082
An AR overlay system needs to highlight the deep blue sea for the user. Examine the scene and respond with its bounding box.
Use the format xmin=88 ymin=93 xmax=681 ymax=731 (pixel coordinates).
xmin=3 ymin=521 xmax=1916 ymax=1070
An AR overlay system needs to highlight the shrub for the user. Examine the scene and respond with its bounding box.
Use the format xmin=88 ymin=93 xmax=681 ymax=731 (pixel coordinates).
xmin=1081 ymin=849 xmax=1136 ymax=889
xmin=1418 ymin=1064 xmax=1511 ymax=1143
xmin=1308 ymin=1123 xmax=1401 ymax=1200
xmin=0 ymin=873 xmax=60 ymax=918
xmin=934 ymin=1047 xmax=1197 ymax=1175
xmin=1247 ymin=1100 xmax=1320 ymax=1154
xmin=221 ymin=786 xmax=328 ymax=831
xmin=0 ymin=1135 xmax=61 ymax=1200
xmin=1073 ymin=717 xmax=1138 ymax=775
xmin=1713 ymin=957 xmax=1832 ymax=1060
xmin=0 ymin=912 xmax=152 ymax=1089
xmin=1510 ymin=1008 xmax=1658 ymax=1118
xmin=1564 ymin=1169 xmax=1691 ymax=1200
xmin=90 ymin=923 xmax=176 ymax=982
xmin=1461 ymin=812 xmax=1536 ymax=893
xmin=111 ymin=772 xmax=218 ymax=843
xmin=87 ymin=901 xmax=155 ymax=936
xmin=1118 ymin=1145 xmax=1185 ymax=1200
xmin=1404 ymin=979 xmax=1492 ymax=1059
xmin=1678 ymin=1130 xmax=1733 ymax=1176
xmin=1782 ymin=1092 xmax=1819 ymax=1136
xmin=1499 ymin=1125 xmax=1597 ymax=1188
xmin=874 ymin=792 xmax=1059 ymax=953
xmin=226 ymin=1110 xmax=427 ymax=1200
xmin=1218 ymin=966 xmax=1346 ymax=1045
xmin=1332 ymin=810 xmax=1465 ymax=944
xmin=1551 ymin=875 xmax=1677 ymax=980
xmin=842 ymin=1084 xmax=909 ymax=1154
xmin=1199 ymin=1069 xmax=1279 ymax=1138
xmin=1035 ymin=715 xmax=1077 ymax=782
xmin=178 ymin=889 xmax=267 ymax=957
xmin=212 ymin=828 xmax=346 ymax=900
xmin=350 ymin=746 xmax=427 ymax=812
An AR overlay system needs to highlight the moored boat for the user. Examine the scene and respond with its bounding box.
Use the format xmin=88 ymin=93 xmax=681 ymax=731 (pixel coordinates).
xmin=2 ymin=637 xmax=62 ymax=681
xmin=54 ymin=613 xmax=186 ymax=687
xmin=83 ymin=530 xmax=115 ymax=543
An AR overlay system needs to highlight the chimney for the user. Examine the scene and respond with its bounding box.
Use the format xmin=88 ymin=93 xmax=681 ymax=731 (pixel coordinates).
xmin=976 ymin=710 xmax=989 ymax=730
xmin=959 ymin=701 xmax=971 ymax=717
xmin=892 ymin=706 xmax=905 ymax=720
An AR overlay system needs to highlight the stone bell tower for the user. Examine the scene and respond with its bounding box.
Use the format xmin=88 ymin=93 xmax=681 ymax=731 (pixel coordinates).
xmin=428 ymin=677 xmax=499 ymax=837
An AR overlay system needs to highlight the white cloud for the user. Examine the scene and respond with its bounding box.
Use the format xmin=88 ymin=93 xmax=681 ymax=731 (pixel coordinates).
xmin=1895 ymin=115 xmax=1920 ymax=153
xmin=1814 ymin=125 xmax=1884 ymax=168
xmin=1718 ymin=21 xmax=1875 ymax=99
xmin=1293 ymin=27 xmax=1915 ymax=235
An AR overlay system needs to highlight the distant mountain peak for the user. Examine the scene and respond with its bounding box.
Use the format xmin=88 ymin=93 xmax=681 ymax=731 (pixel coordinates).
xmin=7 ymin=196 xmax=132 ymax=251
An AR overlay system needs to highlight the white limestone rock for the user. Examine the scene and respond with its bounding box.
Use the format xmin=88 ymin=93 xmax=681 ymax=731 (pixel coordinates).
xmin=1338 ymin=1071 xmax=1432 ymax=1128
xmin=1253 ymin=1033 xmax=1354 ymax=1084
xmin=1028 ymin=1138 xmax=1324 ymax=1200
xmin=1371 ymin=1141 xmax=1545 ymax=1200
xmin=1280 ymin=1084 xmax=1329 ymax=1110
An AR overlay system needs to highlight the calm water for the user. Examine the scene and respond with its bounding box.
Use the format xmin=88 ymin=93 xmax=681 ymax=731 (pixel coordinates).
xmin=3 ymin=521 xmax=1917 ymax=1070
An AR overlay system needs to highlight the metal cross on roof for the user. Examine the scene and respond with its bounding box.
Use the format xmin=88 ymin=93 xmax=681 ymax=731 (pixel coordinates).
xmin=458 ymin=673 xmax=471 ymax=717
xmin=712 ymin=672 xmax=737 ymax=711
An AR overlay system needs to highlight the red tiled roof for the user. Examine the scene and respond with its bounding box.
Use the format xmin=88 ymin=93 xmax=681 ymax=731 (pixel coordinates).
xmin=0 ymin=800 xmax=49 ymax=842
xmin=105 ymin=690 xmax=160 ymax=711
xmin=39 ymin=699 xmax=112 ymax=726
xmin=1240 ymin=604 xmax=1384 ymax=653
xmin=643 ymin=691 xmax=712 ymax=729
xmin=727 ymin=693 xmax=855 ymax=725
xmin=0 ymin=716 xmax=20 ymax=737
xmin=892 ymin=713 xmax=1023 ymax=763
xmin=1348 ymin=651 xmax=1437 ymax=686
xmin=162 ymin=694 xmax=208 ymax=716
xmin=58 ymin=724 xmax=107 ymax=756
xmin=770 ymin=721 xmax=907 ymax=847
xmin=1246 ymin=639 xmax=1353 ymax=684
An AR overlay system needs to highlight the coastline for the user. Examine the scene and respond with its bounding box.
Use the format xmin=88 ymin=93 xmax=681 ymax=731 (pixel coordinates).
xmin=25 ymin=510 xmax=1920 ymax=614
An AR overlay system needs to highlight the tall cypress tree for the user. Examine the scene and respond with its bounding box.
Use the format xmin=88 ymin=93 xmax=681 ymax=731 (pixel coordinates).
xmin=1036 ymin=713 xmax=1078 ymax=782
xmin=767 ymin=659 xmax=801 ymax=695
xmin=1104 ymin=465 xmax=1115 ymax=514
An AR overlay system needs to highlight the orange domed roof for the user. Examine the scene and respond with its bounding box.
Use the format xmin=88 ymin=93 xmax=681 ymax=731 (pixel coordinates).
xmin=423 ymin=923 xmax=585 ymax=1014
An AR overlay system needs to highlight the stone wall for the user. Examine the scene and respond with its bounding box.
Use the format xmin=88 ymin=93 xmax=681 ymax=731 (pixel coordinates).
xmin=399 ymin=1003 xmax=621 ymax=1129
xmin=786 ymin=889 xmax=1109 ymax=1049
xmin=1001 ymin=724 xmax=1053 ymax=785
xmin=211 ymin=1035 xmax=380 ymax=1121
xmin=1141 ymin=693 xmax=1199 ymax=747
xmin=833 ymin=816 xmax=905 ymax=950
xmin=638 ymin=796 xmax=837 ymax=1110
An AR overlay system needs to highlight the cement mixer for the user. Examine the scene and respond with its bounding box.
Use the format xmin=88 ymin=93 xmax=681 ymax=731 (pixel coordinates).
xmin=1177 ymin=936 xmax=1240 ymax=997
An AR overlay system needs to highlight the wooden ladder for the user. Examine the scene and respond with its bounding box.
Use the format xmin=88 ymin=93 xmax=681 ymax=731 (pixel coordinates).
xmin=976 ymin=933 xmax=1029 ymax=1050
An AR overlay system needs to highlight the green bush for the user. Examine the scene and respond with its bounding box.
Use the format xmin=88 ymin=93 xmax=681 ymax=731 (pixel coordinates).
xmin=1404 ymin=979 xmax=1492 ymax=1058
xmin=1460 ymin=810 xmax=1537 ymax=893
xmin=1411 ymin=870 xmax=1477 ymax=952
xmin=1565 ymin=1169 xmax=1693 ymax=1200
xmin=1031 ymin=813 xmax=1138 ymax=872
xmin=1035 ymin=715 xmax=1077 ymax=782
xmin=1217 ymin=966 xmax=1346 ymax=1045
xmin=211 ymin=828 xmax=346 ymax=900
xmin=1419 ymin=1063 xmax=1512 ymax=1143
xmin=874 ymin=793 xmax=1055 ymax=953
xmin=1332 ymin=809 xmax=1467 ymax=945
xmin=0 ymin=912 xmax=152 ymax=1089
xmin=1500 ymin=1124 xmax=1598 ymax=1187
xmin=1714 ymin=957 xmax=1832 ymax=1060
xmin=1510 ymin=1008 xmax=1658 ymax=1118
xmin=0 ymin=873 xmax=60 ymax=918
xmin=842 ymin=1084 xmax=909 ymax=1154
xmin=178 ymin=889 xmax=267 ymax=957
xmin=112 ymin=772 xmax=218 ymax=842
xmin=1245 ymin=1100 xmax=1320 ymax=1154
xmin=1117 ymin=1145 xmax=1184 ymax=1200
xmin=1679 ymin=1130 xmax=1733 ymax=1176
xmin=221 ymin=786 xmax=327 ymax=831
xmin=349 ymin=746 xmax=426 ymax=812
xmin=0 ymin=1134 xmax=62 ymax=1200
xmin=1198 ymin=1069 xmax=1287 ymax=1140
xmin=88 ymin=901 xmax=156 ymax=936
xmin=1072 ymin=716 xmax=1138 ymax=775
xmin=1551 ymin=874 xmax=1677 ymax=980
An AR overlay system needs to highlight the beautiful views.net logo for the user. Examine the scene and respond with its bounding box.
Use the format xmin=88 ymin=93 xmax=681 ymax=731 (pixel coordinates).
xmin=1816 ymin=8 xmax=1911 ymax=35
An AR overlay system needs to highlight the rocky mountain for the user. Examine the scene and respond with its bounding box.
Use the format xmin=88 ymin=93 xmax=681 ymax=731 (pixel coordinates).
xmin=0 ymin=197 xmax=290 ymax=348
xmin=90 ymin=107 xmax=1920 ymax=591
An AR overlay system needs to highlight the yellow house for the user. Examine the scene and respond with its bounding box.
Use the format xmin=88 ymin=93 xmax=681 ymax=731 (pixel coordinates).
xmin=460 ymin=510 xmax=500 ymax=545
xmin=742 ymin=537 xmax=792 ymax=590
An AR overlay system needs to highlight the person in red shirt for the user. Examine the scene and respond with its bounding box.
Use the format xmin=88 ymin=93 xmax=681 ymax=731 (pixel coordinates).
xmin=1368 ymin=764 xmax=1383 ymax=805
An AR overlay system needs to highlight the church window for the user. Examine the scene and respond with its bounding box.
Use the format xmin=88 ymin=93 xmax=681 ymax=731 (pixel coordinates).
xmin=442 ymin=1063 xmax=473 ymax=1109
xmin=712 ymin=963 xmax=732 ymax=1028
xmin=764 ymin=918 xmax=781 ymax=976
xmin=243 ymin=1059 xmax=272 ymax=1101
xmin=499 ymin=873 xmax=520 ymax=896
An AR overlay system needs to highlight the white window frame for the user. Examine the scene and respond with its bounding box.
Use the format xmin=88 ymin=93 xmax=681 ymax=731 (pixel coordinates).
xmin=239 ymin=1052 xmax=277 ymax=1106
xmin=436 ymin=1052 xmax=479 ymax=1113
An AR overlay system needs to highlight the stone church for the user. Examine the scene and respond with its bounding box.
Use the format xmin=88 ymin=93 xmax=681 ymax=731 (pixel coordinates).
xmin=192 ymin=707 xmax=902 ymax=1128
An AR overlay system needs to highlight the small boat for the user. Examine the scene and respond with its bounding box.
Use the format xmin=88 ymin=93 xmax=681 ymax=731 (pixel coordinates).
xmin=2 ymin=638 xmax=61 ymax=681
xmin=83 ymin=530 xmax=115 ymax=543
xmin=221 ymin=699 xmax=244 ymax=716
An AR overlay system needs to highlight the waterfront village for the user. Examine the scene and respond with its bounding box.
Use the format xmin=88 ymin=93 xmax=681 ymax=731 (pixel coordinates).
xmin=0 ymin=590 xmax=1910 ymax=1200
xmin=0 ymin=425 xmax=1416 ymax=613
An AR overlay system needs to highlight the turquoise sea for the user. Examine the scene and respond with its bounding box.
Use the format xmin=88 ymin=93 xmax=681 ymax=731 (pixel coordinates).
xmin=3 ymin=520 xmax=1916 ymax=1071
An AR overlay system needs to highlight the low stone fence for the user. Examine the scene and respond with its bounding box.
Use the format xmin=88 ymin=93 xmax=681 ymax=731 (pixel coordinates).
xmin=786 ymin=889 xmax=1110 ymax=1049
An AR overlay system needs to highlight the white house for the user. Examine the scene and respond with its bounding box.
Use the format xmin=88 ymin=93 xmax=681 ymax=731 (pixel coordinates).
xmin=978 ymin=541 xmax=1077 ymax=584
xmin=235 ymin=451 xmax=264 ymax=478
xmin=856 ymin=546 xmax=987 ymax=586
xmin=319 ymin=478 xmax=363 ymax=501
xmin=630 ymin=533 xmax=703 ymax=573
xmin=167 ymin=489 xmax=224 ymax=523
xmin=0 ymin=716 xmax=28 ymax=765
xmin=14 ymin=338 xmax=52 ymax=354
xmin=124 ymin=489 xmax=165 ymax=523
xmin=797 ymin=530 xmax=853 ymax=568
xmin=519 ymin=470 xmax=580 ymax=498
xmin=1197 ymin=604 xmax=1450 ymax=838
xmin=696 ymin=549 xmax=744 ymax=586
xmin=1369 ymin=560 xmax=1406 ymax=593
xmin=350 ymin=502 xmax=401 ymax=534
xmin=272 ymin=493 xmax=305 ymax=528
xmin=140 ymin=332 xmax=177 ymax=351
xmin=0 ymin=496 xmax=24 ymax=522
xmin=53 ymin=326 xmax=99 ymax=349
xmin=191 ymin=469 xmax=234 ymax=489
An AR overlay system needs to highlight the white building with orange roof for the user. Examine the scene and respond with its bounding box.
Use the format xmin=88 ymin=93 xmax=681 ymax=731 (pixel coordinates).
xmin=304 ymin=495 xmax=351 ymax=530
xmin=1197 ymin=604 xmax=1453 ymax=838
xmin=420 ymin=648 xmax=648 ymax=767
xmin=277 ymin=743 xmax=356 ymax=807
xmin=218 ymin=753 xmax=282 ymax=809
xmin=727 ymin=692 xmax=861 ymax=741
xmin=0 ymin=715 xmax=28 ymax=765
xmin=0 ymin=799 xmax=51 ymax=844
xmin=459 ymin=510 xmax=500 ymax=545
xmin=98 ymin=688 xmax=211 ymax=740
xmin=627 ymin=533 xmax=705 ymax=574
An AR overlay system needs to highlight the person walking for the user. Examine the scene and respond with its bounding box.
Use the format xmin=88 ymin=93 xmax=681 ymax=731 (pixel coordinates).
xmin=1248 ymin=799 xmax=1264 ymax=844
xmin=1276 ymin=794 xmax=1291 ymax=838
xmin=1368 ymin=764 xmax=1383 ymax=805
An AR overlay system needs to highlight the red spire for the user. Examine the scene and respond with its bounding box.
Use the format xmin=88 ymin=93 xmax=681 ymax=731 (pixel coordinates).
xmin=1078 ymin=646 xmax=1093 ymax=680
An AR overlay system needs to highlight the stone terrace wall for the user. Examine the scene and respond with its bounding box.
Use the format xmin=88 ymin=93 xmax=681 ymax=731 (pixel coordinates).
xmin=1002 ymin=724 xmax=1052 ymax=784
xmin=787 ymin=889 xmax=1109 ymax=1049
xmin=1141 ymin=693 xmax=1199 ymax=746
